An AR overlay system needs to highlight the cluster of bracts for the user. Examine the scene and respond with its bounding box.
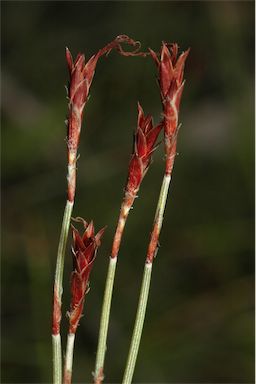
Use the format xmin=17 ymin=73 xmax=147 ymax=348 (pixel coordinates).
xmin=52 ymin=35 xmax=189 ymax=384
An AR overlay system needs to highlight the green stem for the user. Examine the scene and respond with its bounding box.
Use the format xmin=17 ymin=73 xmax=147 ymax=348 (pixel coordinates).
xmin=63 ymin=333 xmax=75 ymax=384
xmin=52 ymin=334 xmax=62 ymax=384
xmin=94 ymin=257 xmax=117 ymax=382
xmin=122 ymin=263 xmax=152 ymax=384
xmin=52 ymin=199 xmax=74 ymax=384
xmin=155 ymin=174 xmax=171 ymax=227
xmin=122 ymin=173 xmax=171 ymax=383
xmin=54 ymin=200 xmax=74 ymax=299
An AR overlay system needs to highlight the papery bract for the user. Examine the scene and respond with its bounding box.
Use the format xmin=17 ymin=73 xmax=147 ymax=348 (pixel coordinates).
xmin=66 ymin=35 xmax=147 ymax=202
xmin=69 ymin=218 xmax=105 ymax=333
xmin=149 ymin=43 xmax=189 ymax=174
xmin=126 ymin=103 xmax=163 ymax=196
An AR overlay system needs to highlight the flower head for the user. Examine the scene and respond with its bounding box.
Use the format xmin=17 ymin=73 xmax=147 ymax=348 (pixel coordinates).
xmin=69 ymin=218 xmax=105 ymax=333
xmin=126 ymin=103 xmax=163 ymax=196
xmin=66 ymin=35 xmax=146 ymax=159
xmin=149 ymin=43 xmax=189 ymax=174
xmin=66 ymin=35 xmax=147 ymax=202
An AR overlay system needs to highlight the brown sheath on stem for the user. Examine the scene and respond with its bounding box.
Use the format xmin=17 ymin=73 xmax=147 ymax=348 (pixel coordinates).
xmin=52 ymin=286 xmax=62 ymax=335
xmin=63 ymin=370 xmax=71 ymax=384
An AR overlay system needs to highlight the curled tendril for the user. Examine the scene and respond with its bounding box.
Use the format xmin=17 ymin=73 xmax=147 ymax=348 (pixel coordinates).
xmin=71 ymin=216 xmax=88 ymax=227
xmin=100 ymin=34 xmax=148 ymax=58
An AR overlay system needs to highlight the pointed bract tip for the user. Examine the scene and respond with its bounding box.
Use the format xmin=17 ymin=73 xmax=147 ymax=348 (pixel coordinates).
xmin=148 ymin=48 xmax=160 ymax=66
xmin=137 ymin=101 xmax=143 ymax=113
xmin=86 ymin=221 xmax=95 ymax=238
xmin=66 ymin=47 xmax=73 ymax=72
xmin=95 ymin=226 xmax=106 ymax=246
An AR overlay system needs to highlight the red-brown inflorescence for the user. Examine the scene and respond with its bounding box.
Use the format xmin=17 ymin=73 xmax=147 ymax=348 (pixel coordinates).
xmin=149 ymin=43 xmax=189 ymax=175
xmin=126 ymin=103 xmax=163 ymax=197
xmin=111 ymin=104 xmax=163 ymax=259
xmin=66 ymin=35 xmax=147 ymax=202
xmin=68 ymin=218 xmax=105 ymax=334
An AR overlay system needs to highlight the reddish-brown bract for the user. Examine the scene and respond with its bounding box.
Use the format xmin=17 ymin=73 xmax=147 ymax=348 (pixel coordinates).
xmin=69 ymin=219 xmax=105 ymax=333
xmin=126 ymin=103 xmax=163 ymax=196
xmin=111 ymin=104 xmax=162 ymax=259
xmin=149 ymin=43 xmax=189 ymax=175
xmin=66 ymin=35 xmax=147 ymax=202
xmin=146 ymin=220 xmax=161 ymax=264
xmin=144 ymin=43 xmax=189 ymax=264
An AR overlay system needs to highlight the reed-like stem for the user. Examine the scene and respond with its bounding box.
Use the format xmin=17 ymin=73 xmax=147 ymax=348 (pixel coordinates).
xmin=94 ymin=103 xmax=163 ymax=383
xmin=63 ymin=333 xmax=75 ymax=384
xmin=52 ymin=199 xmax=74 ymax=384
xmin=94 ymin=195 xmax=134 ymax=383
xmin=54 ymin=200 xmax=74 ymax=297
xmin=94 ymin=257 xmax=117 ymax=383
xmin=146 ymin=174 xmax=171 ymax=263
xmin=122 ymin=173 xmax=171 ymax=383
xmin=52 ymin=334 xmax=62 ymax=384
xmin=122 ymin=263 xmax=152 ymax=384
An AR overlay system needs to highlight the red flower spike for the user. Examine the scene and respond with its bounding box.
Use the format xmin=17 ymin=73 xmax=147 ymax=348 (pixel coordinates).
xmin=66 ymin=35 xmax=147 ymax=202
xmin=68 ymin=218 xmax=105 ymax=333
xmin=126 ymin=104 xmax=163 ymax=196
xmin=149 ymin=42 xmax=189 ymax=175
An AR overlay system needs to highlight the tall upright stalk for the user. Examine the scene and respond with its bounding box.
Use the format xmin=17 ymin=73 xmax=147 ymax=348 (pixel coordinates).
xmin=94 ymin=105 xmax=163 ymax=383
xmin=122 ymin=42 xmax=189 ymax=383
xmin=122 ymin=174 xmax=171 ymax=384
xmin=52 ymin=36 xmax=147 ymax=384
xmin=51 ymin=46 xmax=88 ymax=384
xmin=94 ymin=194 xmax=135 ymax=384
xmin=94 ymin=257 xmax=117 ymax=384
xmin=52 ymin=200 xmax=74 ymax=384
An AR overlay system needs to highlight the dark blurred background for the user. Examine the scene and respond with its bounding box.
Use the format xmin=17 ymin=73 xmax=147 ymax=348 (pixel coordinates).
xmin=1 ymin=1 xmax=254 ymax=383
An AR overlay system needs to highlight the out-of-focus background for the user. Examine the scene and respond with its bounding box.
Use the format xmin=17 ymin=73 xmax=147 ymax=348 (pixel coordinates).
xmin=1 ymin=1 xmax=254 ymax=383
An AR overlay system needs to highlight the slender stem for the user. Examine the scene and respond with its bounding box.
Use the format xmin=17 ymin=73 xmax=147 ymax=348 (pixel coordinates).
xmin=147 ymin=174 xmax=171 ymax=263
xmin=122 ymin=263 xmax=152 ymax=384
xmin=63 ymin=333 xmax=76 ymax=384
xmin=54 ymin=200 xmax=74 ymax=298
xmin=94 ymin=194 xmax=134 ymax=383
xmin=52 ymin=199 xmax=74 ymax=384
xmin=52 ymin=334 xmax=62 ymax=384
xmin=155 ymin=174 xmax=171 ymax=222
xmin=122 ymin=173 xmax=171 ymax=383
xmin=94 ymin=257 xmax=117 ymax=382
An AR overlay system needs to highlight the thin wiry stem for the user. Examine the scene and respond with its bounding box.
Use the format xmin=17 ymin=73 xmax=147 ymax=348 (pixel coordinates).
xmin=52 ymin=334 xmax=62 ymax=384
xmin=122 ymin=174 xmax=171 ymax=384
xmin=122 ymin=263 xmax=152 ymax=384
xmin=63 ymin=333 xmax=76 ymax=384
xmin=54 ymin=201 xmax=74 ymax=298
xmin=94 ymin=194 xmax=135 ymax=383
xmin=94 ymin=257 xmax=117 ymax=384
xmin=94 ymin=102 xmax=163 ymax=383
xmin=52 ymin=200 xmax=74 ymax=384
